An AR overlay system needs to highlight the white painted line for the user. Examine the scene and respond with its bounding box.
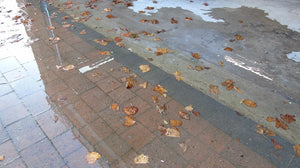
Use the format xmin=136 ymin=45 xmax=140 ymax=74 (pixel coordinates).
xmin=225 ymin=55 xmax=273 ymax=81
xmin=79 ymin=57 xmax=114 ymax=74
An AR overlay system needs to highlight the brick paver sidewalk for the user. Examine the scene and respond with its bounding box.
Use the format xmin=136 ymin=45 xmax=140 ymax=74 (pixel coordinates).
xmin=0 ymin=1 xmax=298 ymax=168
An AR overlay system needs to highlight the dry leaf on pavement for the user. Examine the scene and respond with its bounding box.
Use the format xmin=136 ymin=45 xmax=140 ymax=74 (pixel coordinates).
xmin=235 ymin=34 xmax=244 ymax=40
xmin=222 ymin=79 xmax=234 ymax=90
xmin=275 ymin=118 xmax=288 ymax=130
xmin=106 ymin=14 xmax=117 ymax=19
xmin=280 ymin=114 xmax=296 ymax=123
xmin=134 ymin=154 xmax=149 ymax=164
xmin=0 ymin=155 xmax=4 ymax=161
xmin=193 ymin=111 xmax=200 ymax=116
xmin=139 ymin=65 xmax=150 ymax=73
xmin=224 ymin=47 xmax=233 ymax=52
xmin=171 ymin=18 xmax=178 ymax=24
xmin=191 ymin=52 xmax=201 ymax=59
xmin=110 ymin=103 xmax=119 ymax=111
xmin=158 ymin=124 xmax=167 ymax=136
xmin=179 ymin=111 xmax=190 ymax=120
xmin=123 ymin=106 xmax=138 ymax=115
xmin=153 ymin=84 xmax=168 ymax=96
xmin=123 ymin=116 xmax=136 ymax=126
xmin=85 ymin=152 xmax=101 ymax=164
xmin=165 ymin=128 xmax=180 ymax=137
xmin=242 ymin=99 xmax=257 ymax=108
xmin=256 ymin=124 xmax=275 ymax=136
xmin=139 ymin=82 xmax=147 ymax=88
xmin=179 ymin=143 xmax=187 ymax=152
xmin=63 ymin=65 xmax=75 ymax=71
xmin=80 ymin=29 xmax=86 ymax=34
xmin=125 ymin=77 xmax=136 ymax=89
xmin=99 ymin=51 xmax=111 ymax=55
xmin=184 ymin=104 xmax=193 ymax=112
xmin=271 ymin=139 xmax=282 ymax=150
xmin=293 ymin=145 xmax=300 ymax=157
xmin=266 ymin=116 xmax=276 ymax=122
xmin=169 ymin=119 xmax=182 ymax=127
xmin=209 ymin=85 xmax=220 ymax=95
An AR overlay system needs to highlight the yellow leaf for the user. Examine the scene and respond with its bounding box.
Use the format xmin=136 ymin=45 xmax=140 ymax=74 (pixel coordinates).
xmin=134 ymin=154 xmax=149 ymax=164
xmin=293 ymin=144 xmax=300 ymax=157
xmin=169 ymin=119 xmax=182 ymax=127
xmin=165 ymin=128 xmax=180 ymax=137
xmin=99 ymin=51 xmax=111 ymax=55
xmin=154 ymin=37 xmax=162 ymax=41
xmin=139 ymin=65 xmax=150 ymax=73
xmin=110 ymin=103 xmax=119 ymax=111
xmin=123 ymin=116 xmax=136 ymax=126
xmin=0 ymin=155 xmax=4 ymax=161
xmin=242 ymin=99 xmax=257 ymax=108
xmin=85 ymin=152 xmax=101 ymax=164
xmin=175 ymin=75 xmax=184 ymax=81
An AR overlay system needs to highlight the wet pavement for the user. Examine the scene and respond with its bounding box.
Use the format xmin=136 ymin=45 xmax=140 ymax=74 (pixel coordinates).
xmin=0 ymin=0 xmax=299 ymax=168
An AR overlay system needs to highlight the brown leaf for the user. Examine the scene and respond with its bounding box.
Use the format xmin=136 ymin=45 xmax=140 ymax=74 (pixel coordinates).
xmin=179 ymin=111 xmax=190 ymax=120
xmin=193 ymin=111 xmax=200 ymax=116
xmin=134 ymin=154 xmax=149 ymax=164
xmin=293 ymin=145 xmax=300 ymax=157
xmin=222 ymin=79 xmax=234 ymax=90
xmin=123 ymin=106 xmax=138 ymax=115
xmin=204 ymin=3 xmax=208 ymax=6
xmin=209 ymin=85 xmax=220 ymax=95
xmin=256 ymin=124 xmax=265 ymax=135
xmin=110 ymin=103 xmax=119 ymax=111
xmin=280 ymin=114 xmax=296 ymax=123
xmin=184 ymin=104 xmax=193 ymax=112
xmin=156 ymin=104 xmax=167 ymax=114
xmin=139 ymin=65 xmax=150 ymax=73
xmin=171 ymin=18 xmax=178 ymax=24
xmin=139 ymin=11 xmax=146 ymax=14
xmin=106 ymin=14 xmax=117 ymax=19
xmin=234 ymin=86 xmax=242 ymax=93
xmin=220 ymin=61 xmax=224 ymax=66
xmin=154 ymin=37 xmax=162 ymax=41
xmin=114 ymin=37 xmax=122 ymax=42
xmin=116 ymin=42 xmax=124 ymax=47
xmin=242 ymin=99 xmax=257 ymax=108
xmin=275 ymin=118 xmax=288 ymax=130
xmin=95 ymin=17 xmax=102 ymax=20
xmin=156 ymin=48 xmax=174 ymax=55
xmin=152 ymin=96 xmax=158 ymax=103
xmin=125 ymin=77 xmax=136 ymax=89
xmin=158 ymin=124 xmax=167 ymax=136
xmin=169 ymin=120 xmax=182 ymax=127
xmin=99 ymin=51 xmax=111 ymax=55
xmin=235 ymin=34 xmax=244 ymax=40
xmin=224 ymin=47 xmax=233 ymax=52
xmin=266 ymin=116 xmax=276 ymax=122
xmin=266 ymin=129 xmax=276 ymax=136
xmin=195 ymin=66 xmax=203 ymax=71
xmin=48 ymin=26 xmax=55 ymax=30
xmin=185 ymin=17 xmax=193 ymax=20
xmin=62 ymin=24 xmax=73 ymax=28
xmin=271 ymin=139 xmax=282 ymax=150
xmin=191 ymin=52 xmax=201 ymax=59
xmin=85 ymin=152 xmax=101 ymax=164
xmin=123 ymin=116 xmax=136 ymax=126
xmin=153 ymin=84 xmax=168 ymax=96
xmin=145 ymin=6 xmax=154 ymax=10
xmin=139 ymin=82 xmax=147 ymax=88
xmin=165 ymin=128 xmax=180 ymax=137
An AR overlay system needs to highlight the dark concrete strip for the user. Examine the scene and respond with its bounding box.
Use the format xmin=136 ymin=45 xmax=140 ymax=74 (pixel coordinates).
xmin=43 ymin=2 xmax=299 ymax=167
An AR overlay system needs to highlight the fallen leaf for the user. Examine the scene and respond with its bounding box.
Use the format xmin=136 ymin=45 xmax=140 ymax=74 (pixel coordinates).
xmin=234 ymin=86 xmax=242 ymax=93
xmin=63 ymin=65 xmax=75 ymax=71
xmin=156 ymin=104 xmax=167 ymax=114
xmin=185 ymin=17 xmax=193 ymax=20
xmin=235 ymin=34 xmax=244 ymax=40
xmin=134 ymin=154 xmax=149 ymax=164
xmin=153 ymin=84 xmax=168 ymax=96
xmin=104 ymin=8 xmax=112 ymax=12
xmin=239 ymin=20 xmax=244 ymax=23
xmin=175 ymin=75 xmax=184 ymax=81
xmin=156 ymin=48 xmax=174 ymax=55
xmin=184 ymin=104 xmax=193 ymax=112
xmin=99 ymin=51 xmax=111 ymax=55
xmin=48 ymin=26 xmax=55 ymax=30
xmin=153 ymin=1 xmax=158 ymax=3
xmin=195 ymin=66 xmax=203 ymax=71
xmin=266 ymin=116 xmax=276 ymax=122
xmin=220 ymin=61 xmax=224 ymax=66
xmin=0 ymin=155 xmax=4 ymax=161
xmin=169 ymin=119 xmax=182 ymax=127
xmin=271 ymin=139 xmax=282 ymax=150
xmin=110 ymin=103 xmax=119 ymax=111
xmin=293 ymin=145 xmax=300 ymax=157
xmin=204 ymin=3 xmax=208 ymax=6
xmin=163 ymin=120 xmax=168 ymax=125
xmin=242 ymin=99 xmax=257 ymax=108
xmin=171 ymin=18 xmax=178 ymax=24
xmin=222 ymin=79 xmax=234 ymax=90
xmin=191 ymin=52 xmax=201 ymax=59
xmin=126 ymin=77 xmax=136 ymax=89
xmin=123 ymin=106 xmax=138 ymax=115
xmin=179 ymin=143 xmax=188 ymax=152
xmin=280 ymin=114 xmax=296 ymax=123
xmin=224 ymin=47 xmax=233 ymax=52
xmin=209 ymin=85 xmax=220 ymax=95
xmin=123 ymin=116 xmax=136 ymax=126
xmin=145 ymin=6 xmax=154 ymax=10
xmin=121 ymin=67 xmax=130 ymax=73
xmin=106 ymin=14 xmax=117 ymax=19
xmin=139 ymin=65 xmax=150 ymax=73
xmin=179 ymin=111 xmax=190 ymax=120
xmin=95 ymin=17 xmax=101 ymax=20
xmin=62 ymin=24 xmax=73 ymax=28
xmin=187 ymin=65 xmax=194 ymax=70
xmin=114 ymin=37 xmax=122 ymax=42
xmin=80 ymin=29 xmax=86 ymax=34
xmin=85 ymin=152 xmax=101 ymax=164
xmin=275 ymin=118 xmax=288 ymax=130
xmin=154 ymin=37 xmax=162 ymax=41
xmin=165 ymin=128 xmax=180 ymax=137
xmin=158 ymin=124 xmax=167 ymax=135
xmin=256 ymin=124 xmax=265 ymax=135
xmin=116 ymin=42 xmax=124 ymax=47
xmin=139 ymin=11 xmax=146 ymax=14
xmin=266 ymin=129 xmax=276 ymax=136
xmin=193 ymin=111 xmax=200 ymax=116
xmin=139 ymin=82 xmax=147 ymax=88
xmin=62 ymin=15 xmax=69 ymax=20
xmin=152 ymin=96 xmax=158 ymax=103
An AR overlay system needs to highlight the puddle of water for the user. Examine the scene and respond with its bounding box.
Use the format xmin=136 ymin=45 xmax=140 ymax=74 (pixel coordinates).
xmin=287 ymin=51 xmax=300 ymax=62
xmin=130 ymin=0 xmax=300 ymax=32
